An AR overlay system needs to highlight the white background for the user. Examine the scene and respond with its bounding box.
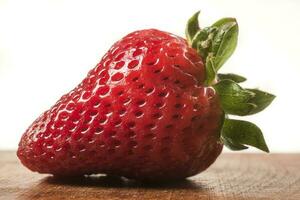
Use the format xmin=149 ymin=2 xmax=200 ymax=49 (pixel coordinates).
xmin=0 ymin=0 xmax=299 ymax=152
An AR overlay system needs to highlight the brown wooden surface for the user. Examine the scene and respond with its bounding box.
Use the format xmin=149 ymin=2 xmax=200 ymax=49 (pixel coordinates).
xmin=0 ymin=151 xmax=299 ymax=200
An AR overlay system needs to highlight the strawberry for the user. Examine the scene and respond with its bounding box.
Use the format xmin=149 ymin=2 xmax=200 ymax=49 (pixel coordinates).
xmin=17 ymin=11 xmax=275 ymax=181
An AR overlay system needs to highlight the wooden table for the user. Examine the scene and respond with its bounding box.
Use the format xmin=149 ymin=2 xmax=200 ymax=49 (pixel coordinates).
xmin=0 ymin=151 xmax=299 ymax=200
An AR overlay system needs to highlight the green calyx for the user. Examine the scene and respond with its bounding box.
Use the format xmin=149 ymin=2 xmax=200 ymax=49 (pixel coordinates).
xmin=185 ymin=11 xmax=275 ymax=153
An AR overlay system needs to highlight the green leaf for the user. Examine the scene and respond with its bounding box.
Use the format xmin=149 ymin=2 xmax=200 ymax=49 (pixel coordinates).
xmin=213 ymin=80 xmax=256 ymax=116
xmin=221 ymin=118 xmax=269 ymax=152
xmin=247 ymin=89 xmax=276 ymax=115
xmin=191 ymin=29 xmax=208 ymax=49
xmin=185 ymin=11 xmax=200 ymax=45
xmin=218 ymin=73 xmax=247 ymax=83
xmin=205 ymin=57 xmax=217 ymax=85
xmin=211 ymin=20 xmax=238 ymax=71
xmin=185 ymin=14 xmax=238 ymax=84
xmin=221 ymin=136 xmax=249 ymax=151
xmin=193 ymin=27 xmax=218 ymax=60
xmin=212 ymin=17 xmax=237 ymax=28
xmin=214 ymin=80 xmax=275 ymax=116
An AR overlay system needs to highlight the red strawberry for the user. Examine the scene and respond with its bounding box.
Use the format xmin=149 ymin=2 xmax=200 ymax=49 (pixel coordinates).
xmin=17 ymin=12 xmax=274 ymax=181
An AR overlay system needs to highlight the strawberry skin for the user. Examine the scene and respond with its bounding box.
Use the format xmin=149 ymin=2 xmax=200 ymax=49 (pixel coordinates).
xmin=17 ymin=29 xmax=224 ymax=181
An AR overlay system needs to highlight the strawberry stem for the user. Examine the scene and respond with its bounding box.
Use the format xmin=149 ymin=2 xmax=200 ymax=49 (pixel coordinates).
xmin=185 ymin=11 xmax=238 ymax=83
xmin=185 ymin=11 xmax=275 ymax=153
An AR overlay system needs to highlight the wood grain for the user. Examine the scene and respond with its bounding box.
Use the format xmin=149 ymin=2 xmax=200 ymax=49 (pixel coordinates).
xmin=0 ymin=151 xmax=299 ymax=200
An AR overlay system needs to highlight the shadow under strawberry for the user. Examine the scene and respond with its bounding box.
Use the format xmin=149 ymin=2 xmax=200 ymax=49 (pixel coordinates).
xmin=43 ymin=175 xmax=204 ymax=189
xmin=18 ymin=175 xmax=213 ymax=200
